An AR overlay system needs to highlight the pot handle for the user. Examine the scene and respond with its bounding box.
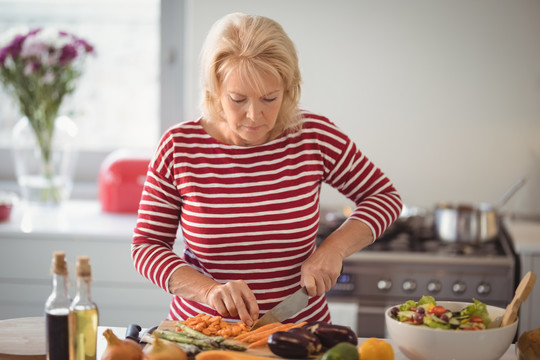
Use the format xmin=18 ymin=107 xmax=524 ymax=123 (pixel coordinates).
xmin=497 ymin=177 xmax=526 ymax=208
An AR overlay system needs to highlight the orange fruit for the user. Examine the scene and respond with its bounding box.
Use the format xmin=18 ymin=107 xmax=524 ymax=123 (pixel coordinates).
xmin=358 ymin=337 xmax=394 ymax=360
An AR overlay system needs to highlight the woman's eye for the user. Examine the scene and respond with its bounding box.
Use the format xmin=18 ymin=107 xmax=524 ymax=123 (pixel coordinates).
xmin=230 ymin=96 xmax=245 ymax=103
xmin=263 ymin=97 xmax=277 ymax=103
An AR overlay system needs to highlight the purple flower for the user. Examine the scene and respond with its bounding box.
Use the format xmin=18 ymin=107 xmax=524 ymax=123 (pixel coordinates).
xmin=5 ymin=34 xmax=26 ymax=59
xmin=20 ymin=38 xmax=48 ymax=59
xmin=28 ymin=28 xmax=41 ymax=36
xmin=77 ymin=38 xmax=95 ymax=54
xmin=59 ymin=43 xmax=78 ymax=65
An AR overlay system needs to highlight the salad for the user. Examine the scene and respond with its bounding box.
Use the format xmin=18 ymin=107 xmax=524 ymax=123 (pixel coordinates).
xmin=389 ymin=296 xmax=492 ymax=330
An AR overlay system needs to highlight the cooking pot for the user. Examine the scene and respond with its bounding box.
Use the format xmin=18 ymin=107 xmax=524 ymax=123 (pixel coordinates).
xmin=434 ymin=202 xmax=499 ymax=243
xmin=434 ymin=178 xmax=526 ymax=244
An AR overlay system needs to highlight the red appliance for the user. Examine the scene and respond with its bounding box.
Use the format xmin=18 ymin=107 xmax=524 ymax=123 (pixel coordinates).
xmin=98 ymin=149 xmax=151 ymax=213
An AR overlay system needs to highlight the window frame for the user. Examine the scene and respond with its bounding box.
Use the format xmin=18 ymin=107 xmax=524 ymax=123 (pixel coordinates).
xmin=0 ymin=0 xmax=185 ymax=199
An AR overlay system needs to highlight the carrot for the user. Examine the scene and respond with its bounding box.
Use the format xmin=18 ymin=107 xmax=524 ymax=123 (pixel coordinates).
xmin=243 ymin=323 xmax=297 ymax=344
xmin=179 ymin=314 xmax=248 ymax=338
xmin=247 ymin=337 xmax=269 ymax=349
xmin=244 ymin=321 xmax=308 ymax=348
xmin=234 ymin=322 xmax=283 ymax=341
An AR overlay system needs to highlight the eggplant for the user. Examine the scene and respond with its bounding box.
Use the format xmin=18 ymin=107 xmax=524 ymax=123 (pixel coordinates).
xmin=287 ymin=328 xmax=322 ymax=353
xmin=267 ymin=331 xmax=312 ymax=359
xmin=303 ymin=322 xmax=358 ymax=348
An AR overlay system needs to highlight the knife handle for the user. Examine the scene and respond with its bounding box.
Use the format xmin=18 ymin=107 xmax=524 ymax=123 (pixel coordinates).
xmin=125 ymin=323 xmax=142 ymax=343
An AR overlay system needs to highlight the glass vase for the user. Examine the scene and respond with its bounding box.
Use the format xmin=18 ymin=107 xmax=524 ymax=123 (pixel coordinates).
xmin=11 ymin=116 xmax=79 ymax=205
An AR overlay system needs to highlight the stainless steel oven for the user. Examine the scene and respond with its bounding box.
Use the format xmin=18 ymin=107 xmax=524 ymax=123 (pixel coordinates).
xmin=320 ymin=206 xmax=518 ymax=338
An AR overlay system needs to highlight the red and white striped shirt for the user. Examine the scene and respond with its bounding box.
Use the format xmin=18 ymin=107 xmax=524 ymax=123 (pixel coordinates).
xmin=131 ymin=112 xmax=402 ymax=324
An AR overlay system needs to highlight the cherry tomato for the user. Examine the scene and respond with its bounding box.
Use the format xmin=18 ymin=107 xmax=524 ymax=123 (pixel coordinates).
xmin=470 ymin=315 xmax=484 ymax=323
xmin=428 ymin=305 xmax=447 ymax=316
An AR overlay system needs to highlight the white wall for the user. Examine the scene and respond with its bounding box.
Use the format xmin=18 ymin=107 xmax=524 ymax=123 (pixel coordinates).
xmin=183 ymin=0 xmax=540 ymax=217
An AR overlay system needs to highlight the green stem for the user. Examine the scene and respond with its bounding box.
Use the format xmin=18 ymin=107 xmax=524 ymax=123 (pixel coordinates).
xmin=34 ymin=124 xmax=61 ymax=204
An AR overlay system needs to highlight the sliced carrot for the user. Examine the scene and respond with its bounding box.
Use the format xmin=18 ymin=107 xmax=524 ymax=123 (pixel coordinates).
xmin=242 ymin=323 xmax=296 ymax=343
xmin=234 ymin=322 xmax=282 ymax=340
xmin=247 ymin=337 xmax=269 ymax=348
xmin=180 ymin=314 xmax=248 ymax=338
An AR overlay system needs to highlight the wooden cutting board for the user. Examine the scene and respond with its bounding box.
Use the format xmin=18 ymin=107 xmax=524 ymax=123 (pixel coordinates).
xmin=156 ymin=320 xmax=286 ymax=359
xmin=0 ymin=317 xmax=45 ymax=360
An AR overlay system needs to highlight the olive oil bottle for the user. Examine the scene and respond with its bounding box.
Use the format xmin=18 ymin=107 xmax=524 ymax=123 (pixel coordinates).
xmin=44 ymin=251 xmax=71 ymax=360
xmin=69 ymin=256 xmax=99 ymax=360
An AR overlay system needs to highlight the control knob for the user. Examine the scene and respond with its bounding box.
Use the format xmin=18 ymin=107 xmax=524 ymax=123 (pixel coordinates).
xmin=427 ymin=280 xmax=442 ymax=293
xmin=476 ymin=282 xmax=491 ymax=295
xmin=377 ymin=279 xmax=392 ymax=292
xmin=402 ymin=279 xmax=417 ymax=292
xmin=452 ymin=281 xmax=467 ymax=294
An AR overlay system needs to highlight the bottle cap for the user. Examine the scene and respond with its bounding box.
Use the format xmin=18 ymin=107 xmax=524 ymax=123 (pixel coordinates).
xmin=51 ymin=251 xmax=68 ymax=276
xmin=76 ymin=256 xmax=92 ymax=277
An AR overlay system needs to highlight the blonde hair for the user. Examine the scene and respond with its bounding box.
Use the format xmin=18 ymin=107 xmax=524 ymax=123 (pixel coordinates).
xmin=200 ymin=13 xmax=302 ymax=134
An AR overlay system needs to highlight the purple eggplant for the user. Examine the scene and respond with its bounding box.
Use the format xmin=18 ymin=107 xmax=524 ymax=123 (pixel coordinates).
xmin=287 ymin=327 xmax=322 ymax=353
xmin=303 ymin=321 xmax=358 ymax=348
xmin=267 ymin=331 xmax=312 ymax=359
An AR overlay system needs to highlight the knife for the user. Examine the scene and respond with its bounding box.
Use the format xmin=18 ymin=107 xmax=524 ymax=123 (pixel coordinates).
xmin=251 ymin=287 xmax=309 ymax=331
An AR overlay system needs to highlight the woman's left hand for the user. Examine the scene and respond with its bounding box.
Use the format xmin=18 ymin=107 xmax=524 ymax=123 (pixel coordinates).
xmin=300 ymin=218 xmax=374 ymax=297
xmin=300 ymin=248 xmax=343 ymax=297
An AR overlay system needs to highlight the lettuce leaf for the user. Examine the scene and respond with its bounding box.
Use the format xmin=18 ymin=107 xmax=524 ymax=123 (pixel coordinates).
xmin=399 ymin=300 xmax=417 ymax=311
xmin=417 ymin=296 xmax=436 ymax=306
xmin=460 ymin=298 xmax=490 ymax=324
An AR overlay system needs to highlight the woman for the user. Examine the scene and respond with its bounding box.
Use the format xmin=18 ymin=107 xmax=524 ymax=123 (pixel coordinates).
xmin=132 ymin=13 xmax=403 ymax=327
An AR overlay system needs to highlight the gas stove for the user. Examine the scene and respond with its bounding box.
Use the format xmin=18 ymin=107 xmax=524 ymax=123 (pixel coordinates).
xmin=320 ymin=207 xmax=518 ymax=337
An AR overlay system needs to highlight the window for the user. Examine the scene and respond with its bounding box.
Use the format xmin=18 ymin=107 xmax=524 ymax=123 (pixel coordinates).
xmin=0 ymin=0 xmax=184 ymax=196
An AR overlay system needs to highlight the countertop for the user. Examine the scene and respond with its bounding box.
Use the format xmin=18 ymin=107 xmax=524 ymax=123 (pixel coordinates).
xmin=505 ymin=218 xmax=540 ymax=254
xmin=0 ymin=317 xmax=519 ymax=360
xmin=1 ymin=200 xmax=539 ymax=252
xmin=96 ymin=326 xmax=519 ymax=360
xmin=0 ymin=200 xmax=138 ymax=241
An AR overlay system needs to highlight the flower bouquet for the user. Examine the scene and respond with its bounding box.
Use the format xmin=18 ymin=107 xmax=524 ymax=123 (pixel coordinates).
xmin=0 ymin=27 xmax=94 ymax=203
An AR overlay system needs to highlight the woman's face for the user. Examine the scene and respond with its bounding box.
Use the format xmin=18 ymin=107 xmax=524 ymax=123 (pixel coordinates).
xmin=219 ymin=69 xmax=284 ymax=146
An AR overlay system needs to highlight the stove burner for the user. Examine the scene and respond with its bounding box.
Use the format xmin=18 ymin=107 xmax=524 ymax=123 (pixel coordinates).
xmin=317 ymin=209 xmax=506 ymax=257
xmin=437 ymin=242 xmax=476 ymax=256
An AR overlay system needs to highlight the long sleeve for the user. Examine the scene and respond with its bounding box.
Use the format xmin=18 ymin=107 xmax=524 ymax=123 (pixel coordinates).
xmin=131 ymin=112 xmax=402 ymax=322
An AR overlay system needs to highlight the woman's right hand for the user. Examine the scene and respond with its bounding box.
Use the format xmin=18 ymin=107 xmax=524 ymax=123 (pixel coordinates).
xmin=204 ymin=280 xmax=259 ymax=327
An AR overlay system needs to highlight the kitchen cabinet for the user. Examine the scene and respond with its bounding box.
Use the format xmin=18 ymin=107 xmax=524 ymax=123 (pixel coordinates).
xmin=0 ymin=201 xmax=176 ymax=328
xmin=506 ymin=219 xmax=540 ymax=336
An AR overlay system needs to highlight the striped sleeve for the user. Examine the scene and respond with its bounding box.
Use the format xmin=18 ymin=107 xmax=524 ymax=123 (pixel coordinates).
xmin=131 ymin=130 xmax=186 ymax=293
xmin=304 ymin=113 xmax=403 ymax=240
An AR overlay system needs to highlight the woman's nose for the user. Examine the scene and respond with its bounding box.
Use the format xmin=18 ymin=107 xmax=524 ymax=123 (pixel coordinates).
xmin=246 ymin=101 xmax=261 ymax=121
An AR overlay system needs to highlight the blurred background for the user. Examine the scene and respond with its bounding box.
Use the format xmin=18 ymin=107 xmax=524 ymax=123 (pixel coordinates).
xmin=0 ymin=0 xmax=539 ymax=217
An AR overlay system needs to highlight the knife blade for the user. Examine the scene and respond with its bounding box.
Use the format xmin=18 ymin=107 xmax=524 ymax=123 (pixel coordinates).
xmin=251 ymin=287 xmax=309 ymax=331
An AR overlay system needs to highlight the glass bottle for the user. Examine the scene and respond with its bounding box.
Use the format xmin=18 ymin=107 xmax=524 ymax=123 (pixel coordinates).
xmin=45 ymin=251 xmax=71 ymax=360
xmin=69 ymin=256 xmax=99 ymax=360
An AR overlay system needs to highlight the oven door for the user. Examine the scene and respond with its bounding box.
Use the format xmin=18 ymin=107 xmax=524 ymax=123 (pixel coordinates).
xmin=328 ymin=300 xmax=390 ymax=338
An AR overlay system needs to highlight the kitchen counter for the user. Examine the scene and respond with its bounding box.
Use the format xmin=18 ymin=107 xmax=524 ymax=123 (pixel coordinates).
xmin=96 ymin=326 xmax=519 ymax=360
xmin=506 ymin=218 xmax=540 ymax=254
xmin=0 ymin=200 xmax=174 ymax=327
xmin=505 ymin=218 xmax=540 ymax=335
xmin=0 ymin=199 xmax=139 ymax=240
xmin=0 ymin=316 xmax=520 ymax=360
